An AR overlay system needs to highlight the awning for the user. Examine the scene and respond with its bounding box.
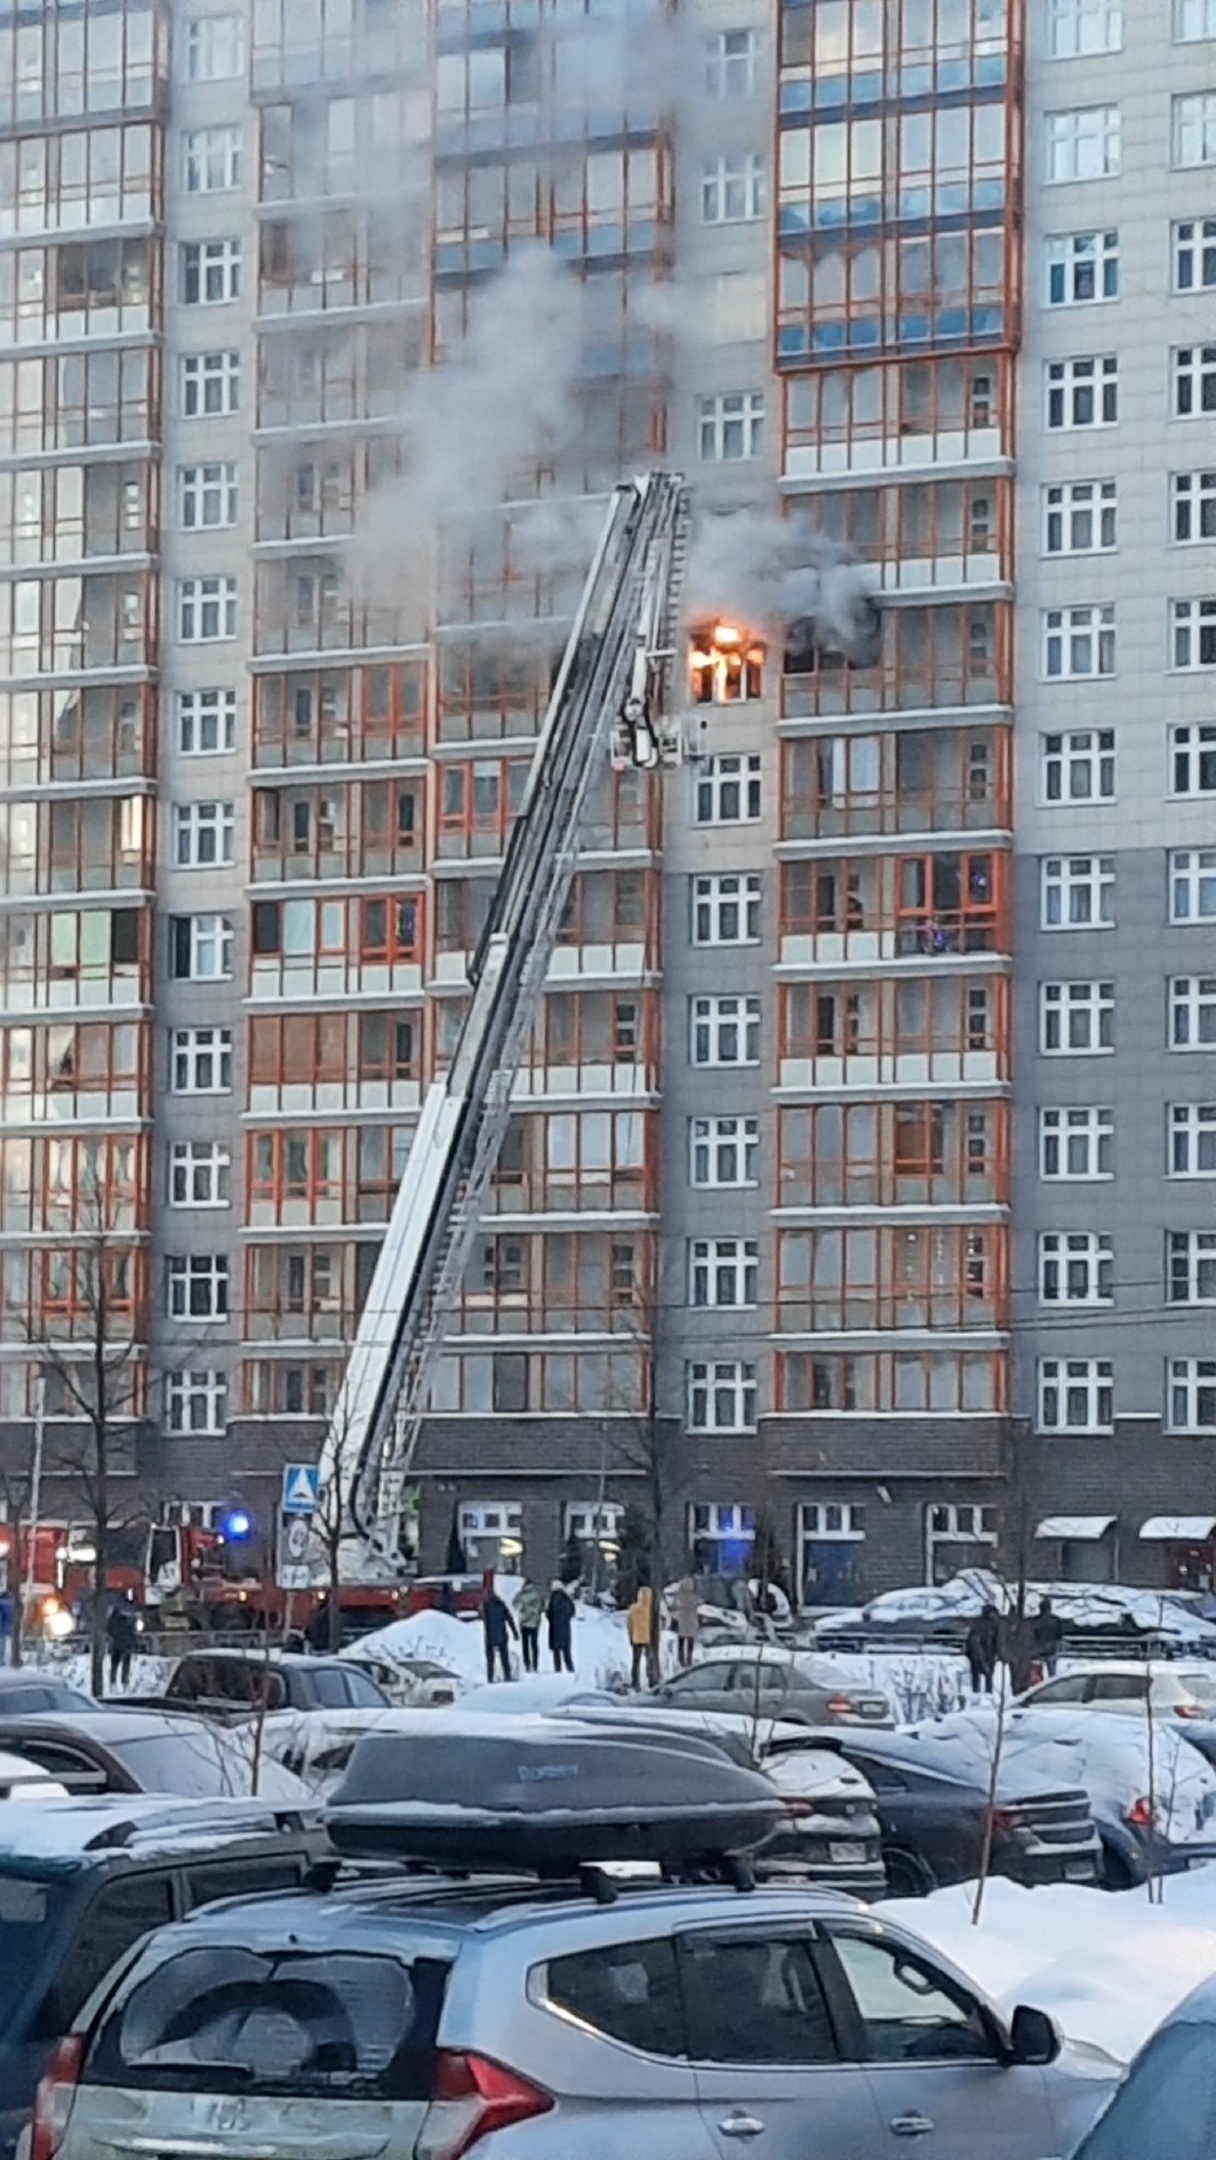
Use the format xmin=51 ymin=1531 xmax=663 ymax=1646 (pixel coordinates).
xmin=1139 ymin=1516 xmax=1216 ymax=1542
xmin=1036 ymin=1515 xmax=1116 ymax=1541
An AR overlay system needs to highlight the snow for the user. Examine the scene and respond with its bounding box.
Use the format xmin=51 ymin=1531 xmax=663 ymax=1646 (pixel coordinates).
xmin=348 ymin=1598 xmax=643 ymax=1691
xmin=847 ymin=1574 xmax=1216 ymax=1645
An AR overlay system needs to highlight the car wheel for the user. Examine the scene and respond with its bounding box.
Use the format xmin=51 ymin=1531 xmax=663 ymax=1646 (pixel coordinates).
xmin=1099 ymin=1839 xmax=1142 ymax=1892
xmin=883 ymin=1848 xmax=935 ymax=1898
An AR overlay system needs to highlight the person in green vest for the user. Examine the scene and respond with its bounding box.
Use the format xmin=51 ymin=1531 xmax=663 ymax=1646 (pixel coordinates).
xmin=515 ymin=1579 xmax=543 ymax=1672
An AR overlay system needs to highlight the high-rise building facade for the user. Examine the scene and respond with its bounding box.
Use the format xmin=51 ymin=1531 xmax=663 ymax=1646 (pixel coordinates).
xmin=0 ymin=0 xmax=1212 ymax=1599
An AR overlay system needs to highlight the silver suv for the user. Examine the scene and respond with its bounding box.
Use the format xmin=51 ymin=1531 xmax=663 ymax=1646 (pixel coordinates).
xmin=42 ymin=1879 xmax=1114 ymax=2160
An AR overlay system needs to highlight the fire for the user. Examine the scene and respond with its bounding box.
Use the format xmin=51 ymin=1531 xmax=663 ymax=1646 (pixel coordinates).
xmin=690 ymin=620 xmax=765 ymax=704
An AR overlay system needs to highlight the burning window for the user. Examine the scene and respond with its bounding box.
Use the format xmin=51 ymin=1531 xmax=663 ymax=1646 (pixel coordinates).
xmin=690 ymin=622 xmax=764 ymax=703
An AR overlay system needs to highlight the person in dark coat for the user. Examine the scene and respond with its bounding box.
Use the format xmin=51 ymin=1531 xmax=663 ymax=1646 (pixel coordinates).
xmin=105 ymin=1593 xmax=138 ymax=1691
xmin=481 ymin=1587 xmax=517 ymax=1682
xmin=1032 ymin=1596 xmax=1065 ymax=1678
xmin=965 ymin=1602 xmax=1000 ymax=1694
xmin=546 ymin=1582 xmax=576 ymax=1674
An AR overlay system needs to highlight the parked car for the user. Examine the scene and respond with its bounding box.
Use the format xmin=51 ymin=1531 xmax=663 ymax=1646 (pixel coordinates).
xmin=0 ymin=1794 xmax=322 ymax=2159
xmin=1021 ymin=1662 xmax=1216 ymax=1720
xmin=1066 ymin=1972 xmax=1216 ymax=2160
xmin=163 ymin=1649 xmax=389 ymax=1714
xmin=0 ymin=1712 xmax=311 ymax=1805
xmin=0 ymin=1675 xmax=95 ymax=1719
xmin=40 ymin=1882 xmax=1115 ymax=2160
xmin=821 ymin=1726 xmax=1102 ymax=1895
xmin=341 ymin=1650 xmax=463 ymax=1708
xmin=652 ymin=1646 xmax=893 ymax=1728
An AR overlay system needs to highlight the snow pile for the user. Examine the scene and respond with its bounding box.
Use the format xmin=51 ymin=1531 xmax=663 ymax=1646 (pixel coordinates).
xmin=829 ymin=1650 xmax=972 ymax=1722
xmin=349 ymin=1597 xmax=640 ymax=1692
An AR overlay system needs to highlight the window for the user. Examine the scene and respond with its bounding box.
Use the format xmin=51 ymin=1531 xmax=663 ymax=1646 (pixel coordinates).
xmin=681 ymin=1936 xmax=837 ymax=2066
xmin=1172 ymin=598 xmax=1216 ymax=668
xmin=1175 ymin=218 xmax=1216 ymax=290
xmin=182 ymin=239 xmax=242 ymax=305
xmin=827 ymin=1932 xmax=994 ymax=2065
xmin=1177 ymin=0 xmax=1216 ymax=31
xmin=1045 ymin=481 xmax=1117 ymax=554
xmin=184 ymin=15 xmax=245 ymax=80
xmin=184 ymin=126 xmax=243 ymax=193
xmin=1174 ymin=345 xmax=1216 ymax=417
xmin=171 ymin=915 xmax=233 ymax=981
xmin=1173 ymin=473 xmax=1216 ymax=543
xmin=1041 ymin=980 xmax=1114 ymax=1053
xmin=1047 ymin=357 xmax=1118 ymax=428
xmin=181 ymin=351 xmax=241 ymax=417
xmin=698 ymin=392 xmax=764 ymax=461
xmin=692 ymin=874 xmax=761 ymax=945
xmin=168 ymin=1254 xmax=229 ymax=1321
xmin=1048 ymin=0 xmax=1122 ymax=54
xmin=687 ymin=1360 xmax=758 ymax=1433
xmin=1169 ymin=1358 xmax=1216 ymax=1432
xmin=1171 ymin=850 xmax=1216 ymax=922
xmin=1040 ymin=1107 xmax=1113 ymax=1180
xmin=1170 ymin=724 xmax=1216 ymax=795
xmin=547 ymin=1940 xmax=684 ymax=2059
xmin=690 ymin=1239 xmax=759 ymax=1308
xmin=691 ymin=1116 xmax=760 ymax=1188
xmin=1046 ymin=106 xmax=1121 ymax=182
xmin=1044 ymin=607 xmax=1115 ymax=678
xmin=695 ymin=754 xmax=761 ymax=823
xmin=691 ymin=995 xmax=761 ymax=1066
xmin=1174 ymin=93 xmax=1216 ymax=166
xmin=1169 ymin=1229 xmax=1216 ymax=1302
xmin=491 ymin=1352 xmax=529 ymax=1413
xmin=171 ymin=1028 xmax=232 ymax=1094
xmin=1041 ymin=729 xmax=1115 ymax=802
xmin=1170 ymin=1103 xmax=1216 ymax=1175
xmin=1041 ymin=855 xmax=1114 ymax=927
xmin=178 ymin=577 xmax=237 ymax=642
xmin=702 ymin=155 xmax=766 ymax=222
xmin=1171 ymin=976 xmax=1216 ymax=1047
xmin=1038 ymin=1357 xmax=1113 ymax=1433
xmin=704 ymin=29 xmax=759 ymax=98
xmin=169 ymin=1140 xmax=230 ymax=1208
xmin=178 ymin=689 xmax=236 ymax=755
xmin=1046 ymin=230 xmax=1119 ymax=304
xmin=1040 ymin=1231 xmax=1113 ymax=1304
xmin=166 ymin=1370 xmax=228 ymax=1436
xmin=173 ymin=801 xmax=235 ymax=870
xmin=179 ymin=465 xmax=238 ymax=531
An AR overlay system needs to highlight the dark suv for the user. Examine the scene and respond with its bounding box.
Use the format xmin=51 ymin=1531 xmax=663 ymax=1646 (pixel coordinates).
xmin=0 ymin=1795 xmax=322 ymax=2159
xmin=164 ymin=1650 xmax=388 ymax=1714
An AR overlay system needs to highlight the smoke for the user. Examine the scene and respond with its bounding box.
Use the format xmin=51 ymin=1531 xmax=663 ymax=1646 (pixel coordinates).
xmin=685 ymin=508 xmax=878 ymax=651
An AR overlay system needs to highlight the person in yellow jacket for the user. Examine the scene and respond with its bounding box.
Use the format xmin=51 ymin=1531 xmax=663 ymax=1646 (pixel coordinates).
xmin=627 ymin=1583 xmax=656 ymax=1690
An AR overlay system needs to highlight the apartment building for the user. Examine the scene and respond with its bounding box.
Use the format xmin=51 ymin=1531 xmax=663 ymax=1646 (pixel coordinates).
xmin=0 ymin=0 xmax=1211 ymax=1601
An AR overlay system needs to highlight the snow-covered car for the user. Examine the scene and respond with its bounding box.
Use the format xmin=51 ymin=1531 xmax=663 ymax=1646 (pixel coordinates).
xmin=652 ymin=1643 xmax=894 ymax=1727
xmin=342 ymin=1649 xmax=462 ymax=1707
xmin=0 ymin=1712 xmax=312 ymax=1805
xmin=1066 ymin=1970 xmax=1216 ymax=2160
xmin=0 ymin=1754 xmax=68 ymax=1802
xmin=1021 ymin=1662 xmax=1216 ymax=1721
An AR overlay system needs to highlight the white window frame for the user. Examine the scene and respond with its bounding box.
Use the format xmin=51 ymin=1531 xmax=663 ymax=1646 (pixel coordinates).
xmin=564 ymin=1500 xmax=626 ymax=1544
xmin=1040 ymin=1107 xmax=1113 ymax=1180
xmin=695 ymin=753 xmax=762 ymax=824
xmin=691 ymin=995 xmax=761 ymax=1067
xmin=1169 ymin=723 xmax=1216 ymax=796
xmin=171 ymin=1027 xmax=233 ymax=1094
xmin=690 ymin=1115 xmax=760 ymax=1188
xmin=1168 ymin=1358 xmax=1216 ymax=1433
xmin=1041 ymin=980 xmax=1115 ymax=1054
xmin=1044 ymin=480 xmax=1117 ymax=554
xmin=458 ymin=1500 xmax=523 ymax=1541
xmin=173 ymin=801 xmax=235 ymax=869
xmin=704 ymin=28 xmax=760 ymax=99
xmin=179 ymin=463 xmax=239 ymax=531
xmin=165 ymin=1369 xmax=228 ymax=1437
xmin=1038 ymin=1357 xmax=1113 ymax=1434
xmin=689 ymin=1238 xmax=759 ymax=1309
xmin=1169 ymin=1229 xmax=1216 ymax=1303
xmin=178 ymin=576 xmax=237 ymax=642
xmin=169 ymin=1140 xmax=231 ymax=1208
xmin=801 ymin=1502 xmax=867 ymax=1540
xmin=692 ymin=873 xmax=761 ymax=945
xmin=1174 ymin=218 xmax=1216 ymax=291
xmin=181 ymin=351 xmax=241 ymax=418
xmin=173 ymin=913 xmax=233 ymax=981
xmin=183 ymin=125 xmax=243 ymax=193
xmin=184 ymin=14 xmax=245 ymax=81
xmin=1045 ymin=230 xmax=1120 ymax=305
xmin=1170 ymin=1102 xmax=1216 ymax=1176
xmin=1173 ymin=471 xmax=1216 ymax=544
xmin=1176 ymin=0 xmax=1216 ymax=34
xmin=177 ymin=688 xmax=236 ymax=755
xmin=1174 ymin=92 xmax=1216 ymax=167
xmin=1170 ymin=976 xmax=1216 ymax=1048
xmin=698 ymin=390 xmax=765 ymax=461
xmin=1043 ymin=605 xmax=1116 ymax=678
xmin=1173 ymin=344 xmax=1216 ymax=417
xmin=1046 ymin=356 xmax=1118 ymax=429
xmin=1041 ymin=854 xmax=1115 ymax=928
xmin=1041 ymin=728 xmax=1115 ymax=803
xmin=167 ymin=1253 xmax=230 ymax=1322
xmin=1172 ymin=597 xmax=1216 ymax=669
xmin=1039 ymin=1230 xmax=1113 ymax=1305
xmin=701 ymin=153 xmax=766 ymax=223
xmin=1045 ymin=106 xmax=1121 ymax=183
xmin=182 ymin=238 xmax=242 ymax=305
xmin=687 ymin=1360 xmax=758 ymax=1434
xmin=1048 ymin=0 xmax=1122 ymax=55
xmin=1171 ymin=849 xmax=1216 ymax=923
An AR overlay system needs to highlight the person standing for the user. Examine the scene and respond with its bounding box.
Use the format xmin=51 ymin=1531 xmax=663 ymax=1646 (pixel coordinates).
xmin=105 ymin=1593 xmax=137 ymax=1692
xmin=673 ymin=1576 xmax=700 ymax=1669
xmin=481 ymin=1586 xmax=517 ymax=1682
xmin=0 ymin=1588 xmax=13 ymax=1668
xmin=627 ymin=1583 xmax=655 ymax=1690
xmin=1033 ymin=1595 xmax=1064 ymax=1679
xmin=546 ymin=1581 xmax=576 ymax=1673
xmin=965 ymin=1601 xmax=1000 ymax=1695
xmin=515 ymin=1579 xmax=543 ymax=1673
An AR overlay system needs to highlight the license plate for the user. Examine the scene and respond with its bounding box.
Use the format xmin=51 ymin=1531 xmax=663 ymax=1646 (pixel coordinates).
xmin=828 ymin=1840 xmax=867 ymax=1863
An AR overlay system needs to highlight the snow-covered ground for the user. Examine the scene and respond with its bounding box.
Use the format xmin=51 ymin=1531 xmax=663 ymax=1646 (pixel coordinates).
xmin=349 ymin=1598 xmax=646 ymax=1691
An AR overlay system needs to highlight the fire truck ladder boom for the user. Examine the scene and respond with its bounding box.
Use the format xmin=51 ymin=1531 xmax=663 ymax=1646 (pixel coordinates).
xmin=320 ymin=473 xmax=690 ymax=1558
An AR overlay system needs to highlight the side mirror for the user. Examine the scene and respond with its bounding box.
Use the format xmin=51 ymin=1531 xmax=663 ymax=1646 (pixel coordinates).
xmin=1009 ymin=2004 xmax=1061 ymax=2066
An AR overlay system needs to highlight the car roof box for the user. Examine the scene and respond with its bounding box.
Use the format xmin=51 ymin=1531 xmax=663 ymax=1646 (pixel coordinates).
xmin=324 ymin=1721 xmax=782 ymax=1874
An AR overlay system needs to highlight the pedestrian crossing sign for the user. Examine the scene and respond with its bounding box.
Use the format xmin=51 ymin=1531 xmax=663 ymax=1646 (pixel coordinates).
xmin=282 ymin=1463 xmax=320 ymax=1516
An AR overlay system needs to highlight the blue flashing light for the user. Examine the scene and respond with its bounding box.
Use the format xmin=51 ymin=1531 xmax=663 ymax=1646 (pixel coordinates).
xmin=222 ymin=1508 xmax=253 ymax=1541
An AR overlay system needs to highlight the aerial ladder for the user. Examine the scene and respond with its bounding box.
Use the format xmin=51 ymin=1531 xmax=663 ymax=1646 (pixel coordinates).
xmin=317 ymin=473 xmax=691 ymax=1573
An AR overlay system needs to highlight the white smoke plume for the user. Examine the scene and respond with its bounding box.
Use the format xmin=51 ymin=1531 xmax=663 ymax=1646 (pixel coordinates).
xmin=685 ymin=507 xmax=878 ymax=651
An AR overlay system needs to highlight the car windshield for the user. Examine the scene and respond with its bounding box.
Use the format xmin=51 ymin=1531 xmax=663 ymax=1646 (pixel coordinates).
xmin=109 ymin=1730 xmax=253 ymax=1797
xmin=0 ymin=1872 xmax=69 ymax=2027
xmin=1076 ymin=2018 xmax=1216 ymax=2160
